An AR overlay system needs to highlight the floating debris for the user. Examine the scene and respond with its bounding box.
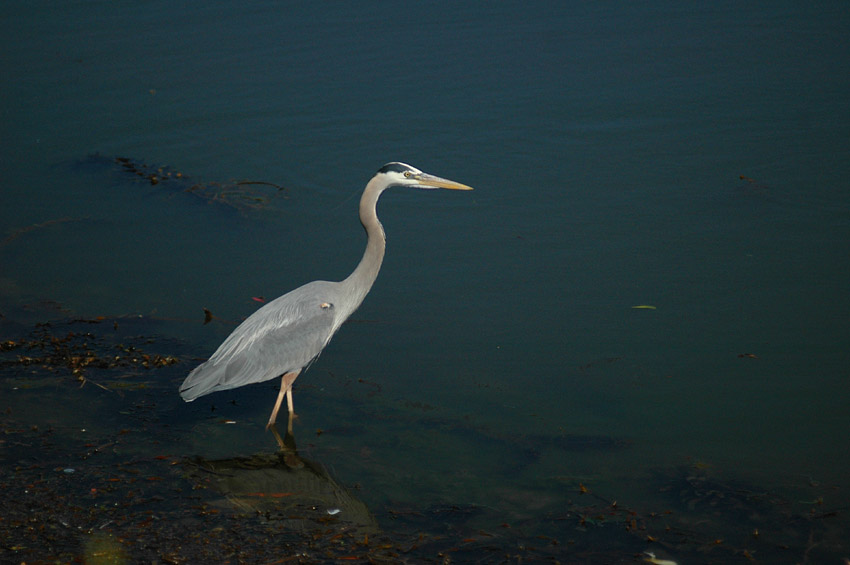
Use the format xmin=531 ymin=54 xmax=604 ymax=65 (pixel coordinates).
xmin=736 ymin=174 xmax=772 ymax=196
xmin=644 ymin=551 xmax=678 ymax=565
xmin=81 ymin=154 xmax=289 ymax=212
xmin=0 ymin=316 xmax=181 ymax=391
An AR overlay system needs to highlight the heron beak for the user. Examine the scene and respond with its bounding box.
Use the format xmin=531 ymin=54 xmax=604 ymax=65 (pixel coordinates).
xmin=415 ymin=172 xmax=474 ymax=191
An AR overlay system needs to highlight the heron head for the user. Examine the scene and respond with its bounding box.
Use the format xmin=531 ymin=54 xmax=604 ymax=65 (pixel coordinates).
xmin=376 ymin=162 xmax=474 ymax=191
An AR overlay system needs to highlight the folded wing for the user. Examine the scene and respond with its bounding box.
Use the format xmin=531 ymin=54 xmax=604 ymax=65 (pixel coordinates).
xmin=179 ymin=281 xmax=339 ymax=401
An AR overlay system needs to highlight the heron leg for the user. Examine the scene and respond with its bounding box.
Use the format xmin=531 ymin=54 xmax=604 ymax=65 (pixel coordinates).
xmin=286 ymin=386 xmax=295 ymax=414
xmin=266 ymin=370 xmax=300 ymax=430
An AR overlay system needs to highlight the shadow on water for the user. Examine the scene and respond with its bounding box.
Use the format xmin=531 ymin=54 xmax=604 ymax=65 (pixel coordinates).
xmin=2 ymin=311 xmax=847 ymax=563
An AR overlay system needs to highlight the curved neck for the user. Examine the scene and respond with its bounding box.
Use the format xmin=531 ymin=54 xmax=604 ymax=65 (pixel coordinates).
xmin=339 ymin=176 xmax=387 ymax=313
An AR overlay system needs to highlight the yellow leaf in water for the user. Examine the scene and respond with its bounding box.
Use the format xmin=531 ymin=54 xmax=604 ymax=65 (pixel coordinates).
xmin=631 ymin=305 xmax=657 ymax=309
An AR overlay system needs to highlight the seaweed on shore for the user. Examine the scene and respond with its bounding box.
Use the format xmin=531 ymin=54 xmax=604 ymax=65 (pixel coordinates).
xmin=1 ymin=315 xmax=847 ymax=563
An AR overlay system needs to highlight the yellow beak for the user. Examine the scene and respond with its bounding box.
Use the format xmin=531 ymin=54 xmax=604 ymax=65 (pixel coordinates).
xmin=415 ymin=172 xmax=475 ymax=191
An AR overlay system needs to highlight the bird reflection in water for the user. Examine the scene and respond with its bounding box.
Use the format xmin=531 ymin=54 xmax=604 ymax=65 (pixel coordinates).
xmin=187 ymin=424 xmax=378 ymax=534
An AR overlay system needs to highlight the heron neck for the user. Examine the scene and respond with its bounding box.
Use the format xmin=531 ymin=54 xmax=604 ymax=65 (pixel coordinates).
xmin=340 ymin=177 xmax=386 ymax=311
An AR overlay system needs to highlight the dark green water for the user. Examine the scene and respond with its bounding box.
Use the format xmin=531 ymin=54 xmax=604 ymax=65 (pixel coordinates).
xmin=2 ymin=1 xmax=849 ymax=561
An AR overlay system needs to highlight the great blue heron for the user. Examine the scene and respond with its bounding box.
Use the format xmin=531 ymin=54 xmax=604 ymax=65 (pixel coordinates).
xmin=179 ymin=162 xmax=473 ymax=431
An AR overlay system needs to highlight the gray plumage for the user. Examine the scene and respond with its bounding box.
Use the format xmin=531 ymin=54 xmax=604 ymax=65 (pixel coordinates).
xmin=179 ymin=162 xmax=473 ymax=430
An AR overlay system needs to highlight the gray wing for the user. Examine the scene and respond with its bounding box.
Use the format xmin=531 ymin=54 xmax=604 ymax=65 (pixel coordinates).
xmin=180 ymin=281 xmax=341 ymax=401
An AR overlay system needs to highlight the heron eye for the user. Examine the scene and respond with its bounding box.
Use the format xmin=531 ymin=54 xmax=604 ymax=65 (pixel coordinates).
xmin=403 ymin=171 xmax=412 ymax=178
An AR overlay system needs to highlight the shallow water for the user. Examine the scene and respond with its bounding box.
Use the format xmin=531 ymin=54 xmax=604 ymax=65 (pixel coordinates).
xmin=2 ymin=1 xmax=849 ymax=561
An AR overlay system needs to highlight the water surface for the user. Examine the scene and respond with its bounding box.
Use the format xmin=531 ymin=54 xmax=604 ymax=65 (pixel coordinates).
xmin=2 ymin=1 xmax=849 ymax=561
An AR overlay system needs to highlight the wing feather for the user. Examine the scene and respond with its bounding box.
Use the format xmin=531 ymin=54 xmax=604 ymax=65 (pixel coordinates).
xmin=180 ymin=281 xmax=341 ymax=401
